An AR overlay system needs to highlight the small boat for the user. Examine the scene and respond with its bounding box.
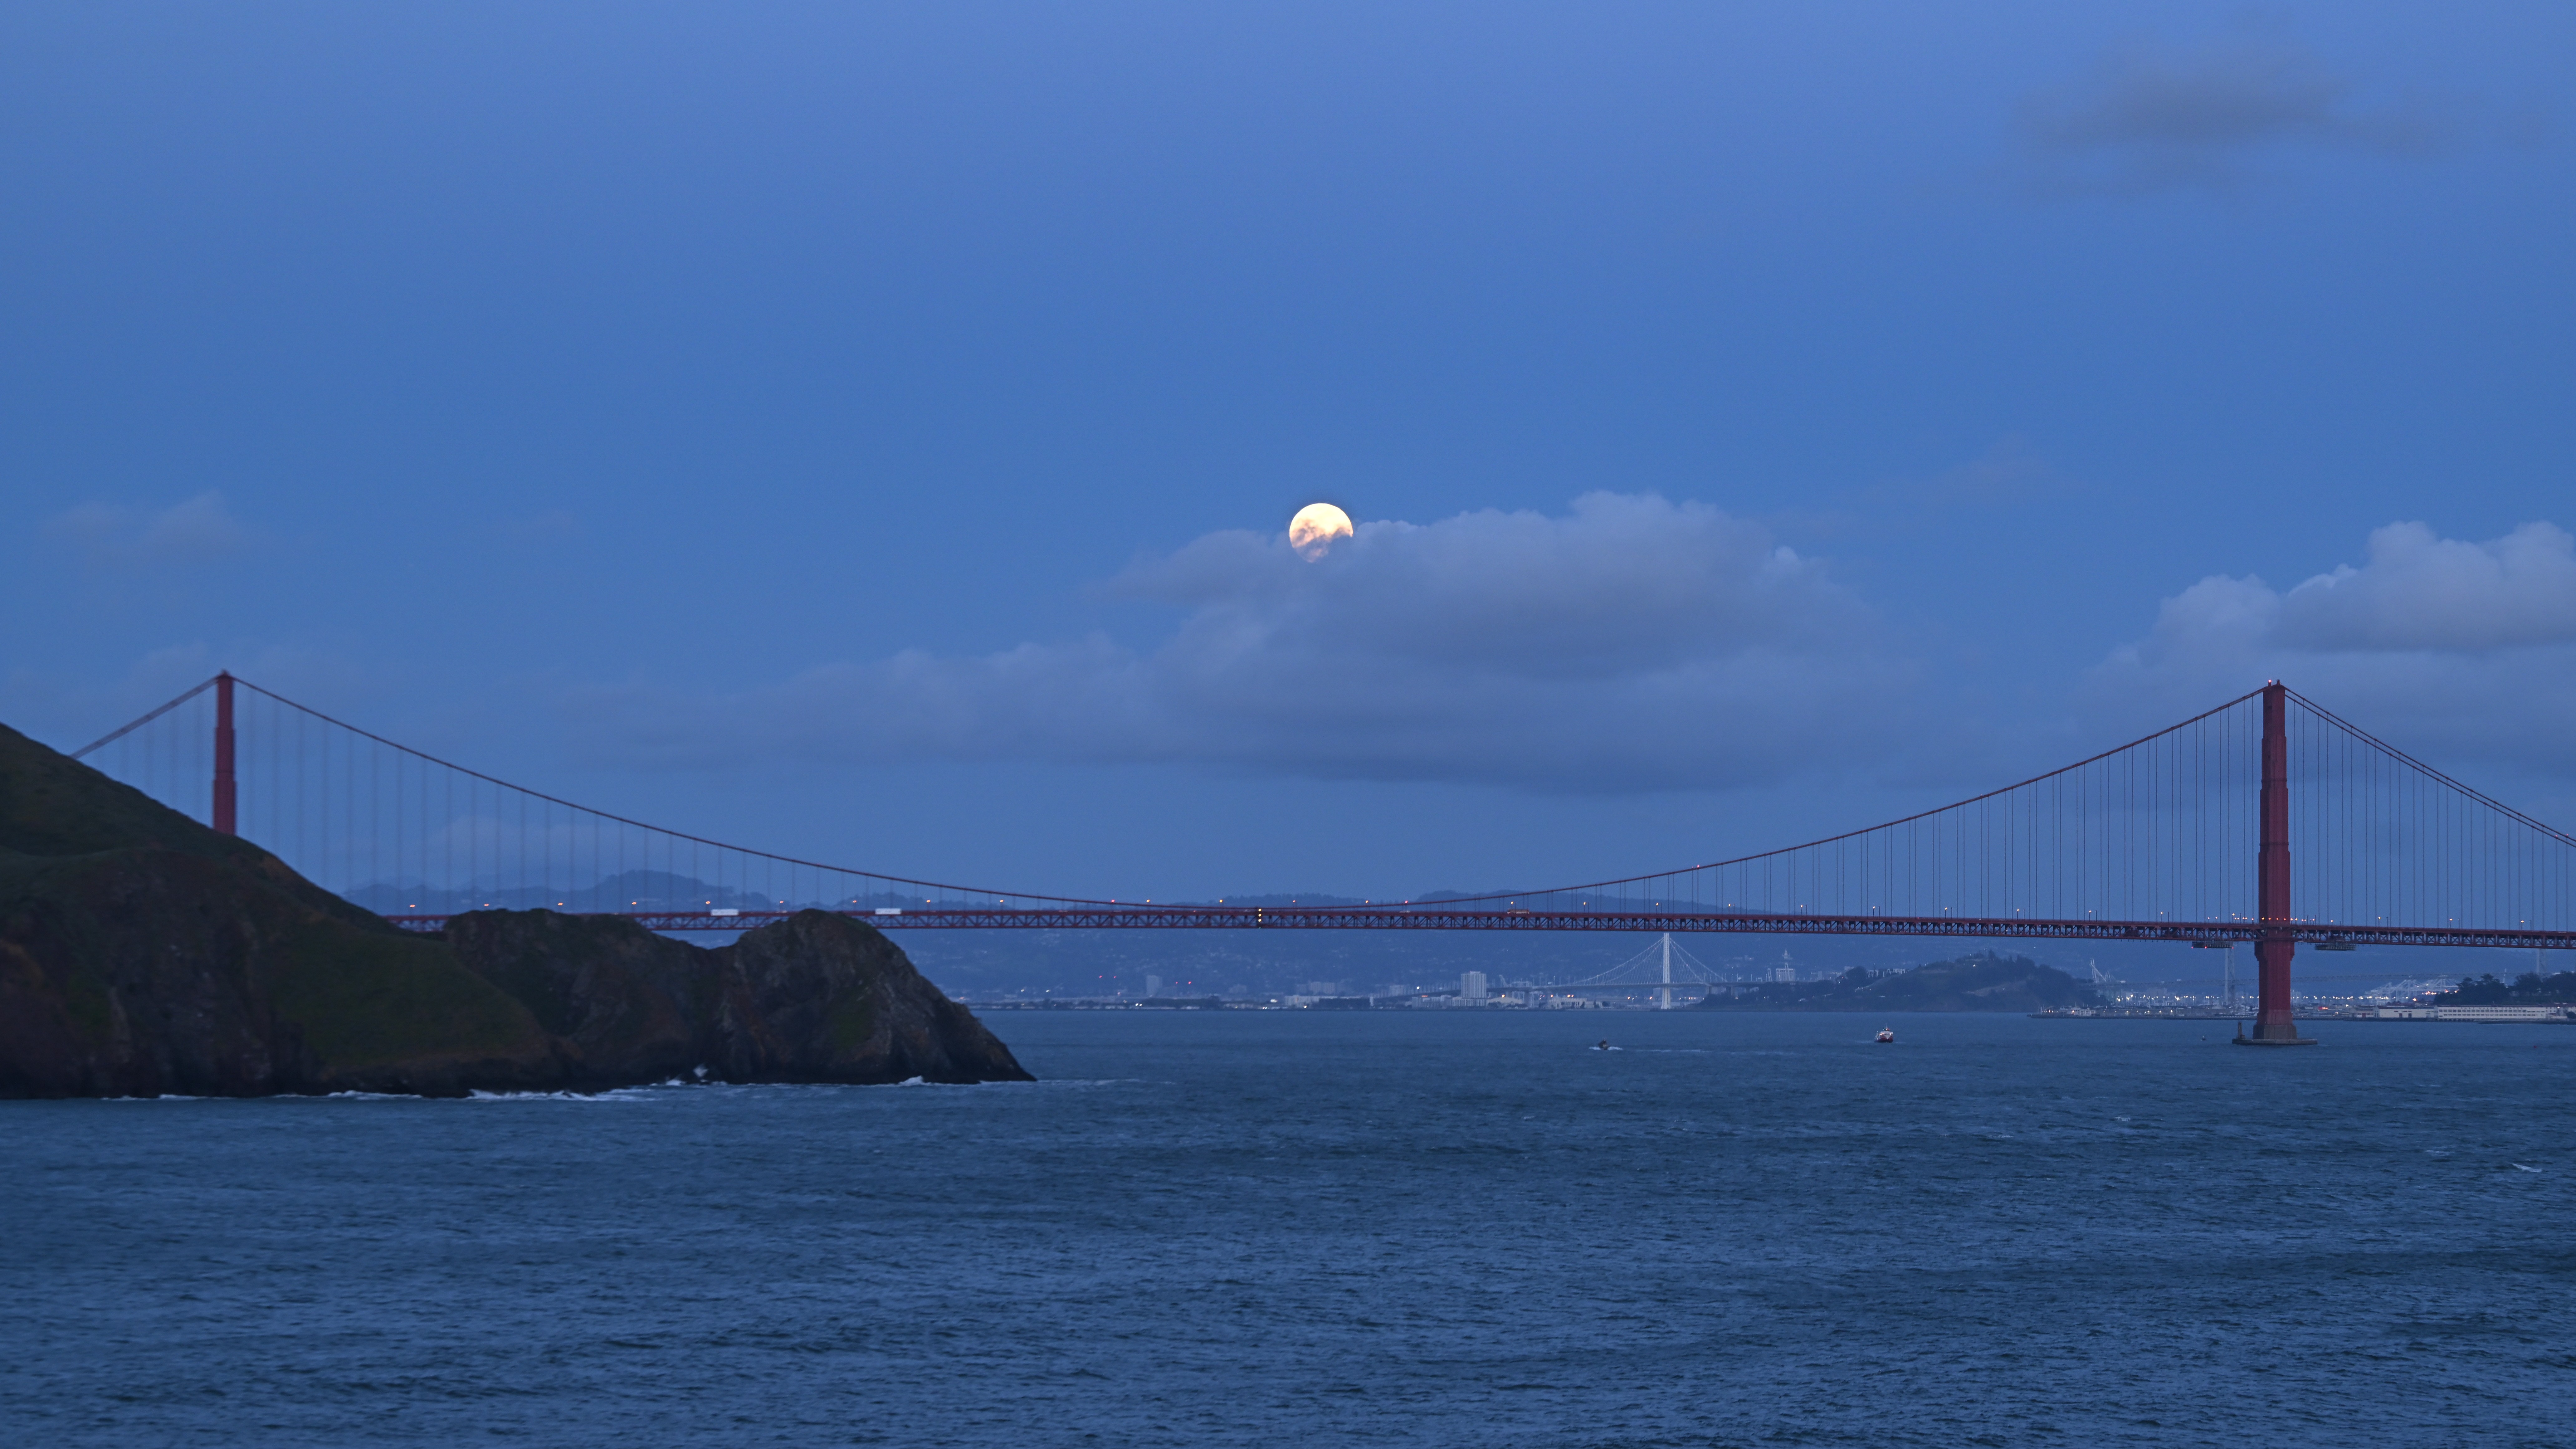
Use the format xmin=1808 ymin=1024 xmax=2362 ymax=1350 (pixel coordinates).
xmin=1875 ymin=1028 xmax=1895 ymax=1044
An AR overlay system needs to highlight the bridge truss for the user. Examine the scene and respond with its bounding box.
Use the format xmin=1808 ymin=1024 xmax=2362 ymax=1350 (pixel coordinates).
xmin=66 ymin=674 xmax=2576 ymax=1043
xmin=387 ymin=905 xmax=2576 ymax=954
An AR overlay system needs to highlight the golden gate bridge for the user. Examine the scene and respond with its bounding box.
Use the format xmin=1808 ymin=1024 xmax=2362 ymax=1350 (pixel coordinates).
xmin=68 ymin=675 xmax=2576 ymax=1046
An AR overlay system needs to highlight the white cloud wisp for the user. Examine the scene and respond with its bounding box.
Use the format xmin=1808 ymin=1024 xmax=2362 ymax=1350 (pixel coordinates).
xmin=2091 ymin=520 xmax=2576 ymax=773
xmin=45 ymin=491 xmax=252 ymax=567
xmin=592 ymin=493 xmax=1917 ymax=793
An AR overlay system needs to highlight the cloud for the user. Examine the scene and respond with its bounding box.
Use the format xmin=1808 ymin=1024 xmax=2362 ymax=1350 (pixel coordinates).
xmin=2089 ymin=521 xmax=2576 ymax=775
xmin=2017 ymin=34 xmax=2444 ymax=195
xmin=45 ymin=491 xmax=252 ymax=566
xmin=1865 ymin=435 xmax=2083 ymax=518
xmin=581 ymin=493 xmax=1920 ymax=793
xmin=499 ymin=509 xmax=582 ymax=546
xmin=2275 ymin=521 xmax=2576 ymax=652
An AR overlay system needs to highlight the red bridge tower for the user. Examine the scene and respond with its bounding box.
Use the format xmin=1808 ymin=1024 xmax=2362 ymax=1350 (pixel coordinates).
xmin=212 ymin=671 xmax=237 ymax=837
xmin=2243 ymin=681 xmax=2313 ymax=1045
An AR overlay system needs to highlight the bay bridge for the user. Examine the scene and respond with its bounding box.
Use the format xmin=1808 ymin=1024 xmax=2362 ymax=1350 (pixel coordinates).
xmin=70 ymin=676 xmax=2576 ymax=1046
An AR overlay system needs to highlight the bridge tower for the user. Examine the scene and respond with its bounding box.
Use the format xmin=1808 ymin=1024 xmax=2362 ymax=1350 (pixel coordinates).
xmin=2244 ymin=681 xmax=2312 ymax=1044
xmin=211 ymin=671 xmax=237 ymax=837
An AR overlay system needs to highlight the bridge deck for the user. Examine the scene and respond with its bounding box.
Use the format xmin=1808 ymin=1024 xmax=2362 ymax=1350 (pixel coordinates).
xmin=379 ymin=907 xmax=2576 ymax=952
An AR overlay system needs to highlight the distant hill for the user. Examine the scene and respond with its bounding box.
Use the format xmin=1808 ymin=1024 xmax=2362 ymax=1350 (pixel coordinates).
xmin=343 ymin=870 xmax=795 ymax=916
xmin=1693 ymin=951 xmax=2102 ymax=1012
xmin=2427 ymin=970 xmax=2576 ymax=1006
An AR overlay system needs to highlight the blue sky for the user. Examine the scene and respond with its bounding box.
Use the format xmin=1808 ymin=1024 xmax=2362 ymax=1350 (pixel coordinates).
xmin=5 ymin=2 xmax=2572 ymax=901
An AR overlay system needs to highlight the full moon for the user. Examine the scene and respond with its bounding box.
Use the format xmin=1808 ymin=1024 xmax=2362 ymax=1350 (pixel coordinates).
xmin=1289 ymin=502 xmax=1354 ymax=560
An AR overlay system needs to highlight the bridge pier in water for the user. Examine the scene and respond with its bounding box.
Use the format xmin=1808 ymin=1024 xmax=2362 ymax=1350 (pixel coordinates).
xmin=2243 ymin=681 xmax=2314 ymax=1045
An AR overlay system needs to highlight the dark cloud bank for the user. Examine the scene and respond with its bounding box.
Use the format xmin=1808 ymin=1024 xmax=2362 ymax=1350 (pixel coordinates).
xmin=2017 ymin=32 xmax=2445 ymax=194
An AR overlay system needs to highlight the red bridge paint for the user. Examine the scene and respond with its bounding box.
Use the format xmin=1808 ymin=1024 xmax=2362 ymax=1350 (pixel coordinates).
xmin=2253 ymin=682 xmax=2303 ymax=1042
xmin=211 ymin=672 xmax=237 ymax=837
xmin=69 ymin=676 xmax=2576 ymax=977
xmin=379 ymin=908 xmax=2576 ymax=951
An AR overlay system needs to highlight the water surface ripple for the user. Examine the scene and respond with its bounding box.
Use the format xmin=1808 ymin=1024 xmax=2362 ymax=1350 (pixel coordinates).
xmin=7 ymin=1013 xmax=2573 ymax=1446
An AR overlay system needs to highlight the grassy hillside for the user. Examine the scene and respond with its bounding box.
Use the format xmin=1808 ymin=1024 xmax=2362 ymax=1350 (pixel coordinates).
xmin=0 ymin=722 xmax=558 ymax=1096
xmin=1 ymin=721 xmax=1025 ymax=1094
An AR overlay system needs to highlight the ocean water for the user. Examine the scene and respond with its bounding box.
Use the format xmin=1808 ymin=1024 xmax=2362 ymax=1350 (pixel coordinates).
xmin=5 ymin=1012 xmax=2572 ymax=1447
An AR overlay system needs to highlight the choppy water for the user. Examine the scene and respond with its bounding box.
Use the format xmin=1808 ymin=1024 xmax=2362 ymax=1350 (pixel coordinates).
xmin=6 ymin=1012 xmax=2573 ymax=1447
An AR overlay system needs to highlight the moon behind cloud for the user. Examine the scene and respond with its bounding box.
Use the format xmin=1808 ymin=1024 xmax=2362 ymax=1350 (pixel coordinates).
xmin=1289 ymin=502 xmax=1355 ymax=561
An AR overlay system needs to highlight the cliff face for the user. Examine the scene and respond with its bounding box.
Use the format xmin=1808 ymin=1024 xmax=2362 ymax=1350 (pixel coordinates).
xmin=444 ymin=908 xmax=1031 ymax=1086
xmin=440 ymin=910 xmax=709 ymax=1084
xmin=0 ymin=722 xmax=1028 ymax=1096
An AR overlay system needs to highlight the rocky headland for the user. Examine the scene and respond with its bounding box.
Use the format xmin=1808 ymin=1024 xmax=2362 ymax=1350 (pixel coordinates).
xmin=0 ymin=721 xmax=1029 ymax=1097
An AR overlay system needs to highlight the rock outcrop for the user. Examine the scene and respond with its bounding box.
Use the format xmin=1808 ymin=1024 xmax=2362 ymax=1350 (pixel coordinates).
xmin=0 ymin=722 xmax=1029 ymax=1096
xmin=444 ymin=907 xmax=1030 ymax=1086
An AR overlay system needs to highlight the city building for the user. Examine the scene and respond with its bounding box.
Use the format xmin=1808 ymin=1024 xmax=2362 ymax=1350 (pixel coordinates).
xmin=2378 ymin=1004 xmax=2571 ymax=1022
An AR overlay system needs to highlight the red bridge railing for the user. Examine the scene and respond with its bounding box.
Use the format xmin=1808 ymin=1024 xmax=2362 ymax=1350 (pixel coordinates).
xmin=70 ymin=675 xmax=2576 ymax=994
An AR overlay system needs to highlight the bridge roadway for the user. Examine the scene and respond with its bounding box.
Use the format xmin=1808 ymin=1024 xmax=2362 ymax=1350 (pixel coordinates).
xmin=381 ymin=906 xmax=2576 ymax=952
